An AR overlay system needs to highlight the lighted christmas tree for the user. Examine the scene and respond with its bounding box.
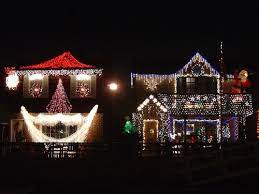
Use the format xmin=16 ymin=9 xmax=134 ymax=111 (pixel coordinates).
xmin=46 ymin=78 xmax=72 ymax=113
xmin=123 ymin=116 xmax=136 ymax=134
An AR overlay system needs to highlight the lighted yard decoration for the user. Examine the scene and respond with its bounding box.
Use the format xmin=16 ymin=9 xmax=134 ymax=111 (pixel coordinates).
xmin=123 ymin=117 xmax=136 ymax=134
xmin=46 ymin=79 xmax=72 ymax=113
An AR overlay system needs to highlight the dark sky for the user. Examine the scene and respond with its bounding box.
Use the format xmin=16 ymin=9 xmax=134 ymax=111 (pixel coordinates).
xmin=0 ymin=1 xmax=257 ymax=75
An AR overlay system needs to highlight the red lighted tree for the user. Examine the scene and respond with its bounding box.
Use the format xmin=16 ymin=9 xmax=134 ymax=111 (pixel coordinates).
xmin=46 ymin=78 xmax=72 ymax=113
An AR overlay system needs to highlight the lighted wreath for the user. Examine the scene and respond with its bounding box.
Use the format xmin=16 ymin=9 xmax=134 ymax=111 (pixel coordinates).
xmin=191 ymin=63 xmax=204 ymax=76
xmin=29 ymin=82 xmax=43 ymax=98
xmin=76 ymin=82 xmax=90 ymax=97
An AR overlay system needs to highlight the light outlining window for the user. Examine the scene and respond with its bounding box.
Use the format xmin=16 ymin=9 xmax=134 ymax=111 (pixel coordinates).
xmin=172 ymin=119 xmax=220 ymax=142
xmin=28 ymin=74 xmax=44 ymax=98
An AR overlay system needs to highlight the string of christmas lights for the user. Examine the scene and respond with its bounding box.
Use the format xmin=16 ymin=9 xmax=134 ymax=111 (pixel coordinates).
xmin=158 ymin=94 xmax=253 ymax=116
xmin=27 ymin=112 xmax=85 ymax=127
xmin=21 ymin=105 xmax=98 ymax=142
xmin=176 ymin=52 xmax=220 ymax=78
xmin=14 ymin=69 xmax=102 ymax=76
xmin=131 ymin=73 xmax=175 ymax=89
xmin=133 ymin=92 xmax=251 ymax=142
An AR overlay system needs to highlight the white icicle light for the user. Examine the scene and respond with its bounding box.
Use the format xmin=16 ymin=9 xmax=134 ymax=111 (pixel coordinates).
xmin=34 ymin=113 xmax=84 ymax=127
xmin=76 ymin=74 xmax=91 ymax=81
xmin=21 ymin=105 xmax=98 ymax=142
xmin=29 ymin=74 xmax=44 ymax=81
xmin=6 ymin=73 xmax=19 ymax=90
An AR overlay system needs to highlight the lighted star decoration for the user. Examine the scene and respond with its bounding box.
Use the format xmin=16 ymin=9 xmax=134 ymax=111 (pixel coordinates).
xmin=144 ymin=78 xmax=159 ymax=91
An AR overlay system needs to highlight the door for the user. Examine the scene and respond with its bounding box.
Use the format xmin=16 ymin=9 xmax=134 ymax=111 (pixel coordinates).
xmin=143 ymin=120 xmax=158 ymax=143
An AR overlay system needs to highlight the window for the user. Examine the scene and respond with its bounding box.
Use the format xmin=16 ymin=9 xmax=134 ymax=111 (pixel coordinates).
xmin=42 ymin=123 xmax=78 ymax=139
xmin=196 ymin=77 xmax=217 ymax=94
xmin=70 ymin=75 xmax=96 ymax=98
xmin=23 ymin=75 xmax=49 ymax=98
xmin=186 ymin=77 xmax=195 ymax=93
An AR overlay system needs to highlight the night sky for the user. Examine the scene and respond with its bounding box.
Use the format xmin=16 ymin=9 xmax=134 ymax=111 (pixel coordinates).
xmin=0 ymin=1 xmax=258 ymax=101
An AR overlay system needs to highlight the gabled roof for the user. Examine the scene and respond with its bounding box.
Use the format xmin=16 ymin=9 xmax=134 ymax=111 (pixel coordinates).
xmin=20 ymin=51 xmax=96 ymax=70
xmin=176 ymin=52 xmax=220 ymax=77
xmin=137 ymin=95 xmax=167 ymax=113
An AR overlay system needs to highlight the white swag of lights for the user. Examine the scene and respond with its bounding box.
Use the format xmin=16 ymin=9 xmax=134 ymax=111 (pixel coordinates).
xmin=21 ymin=105 xmax=98 ymax=142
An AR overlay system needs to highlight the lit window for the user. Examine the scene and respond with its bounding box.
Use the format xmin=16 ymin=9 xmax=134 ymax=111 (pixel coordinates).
xmin=186 ymin=77 xmax=195 ymax=93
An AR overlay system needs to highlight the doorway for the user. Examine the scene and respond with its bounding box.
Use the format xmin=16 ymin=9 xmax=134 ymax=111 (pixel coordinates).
xmin=143 ymin=119 xmax=158 ymax=143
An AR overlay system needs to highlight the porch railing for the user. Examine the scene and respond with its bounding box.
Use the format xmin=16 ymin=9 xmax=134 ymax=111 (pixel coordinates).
xmin=0 ymin=142 xmax=258 ymax=159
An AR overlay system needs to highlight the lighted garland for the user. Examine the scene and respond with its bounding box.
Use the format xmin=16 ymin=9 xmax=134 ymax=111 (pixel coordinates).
xmin=157 ymin=113 xmax=170 ymax=142
xmin=137 ymin=95 xmax=167 ymax=113
xmin=232 ymin=117 xmax=239 ymax=141
xmin=15 ymin=69 xmax=102 ymax=76
xmin=26 ymin=112 xmax=85 ymax=127
xmin=21 ymin=105 xmax=98 ymax=142
xmin=132 ymin=113 xmax=143 ymax=137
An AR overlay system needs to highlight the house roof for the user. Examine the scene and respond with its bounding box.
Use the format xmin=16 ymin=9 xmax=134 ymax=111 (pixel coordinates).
xmin=176 ymin=52 xmax=220 ymax=77
xmin=19 ymin=52 xmax=96 ymax=70
xmin=137 ymin=94 xmax=167 ymax=113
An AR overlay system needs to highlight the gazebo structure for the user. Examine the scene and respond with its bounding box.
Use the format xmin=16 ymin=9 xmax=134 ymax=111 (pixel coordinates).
xmin=5 ymin=51 xmax=103 ymax=143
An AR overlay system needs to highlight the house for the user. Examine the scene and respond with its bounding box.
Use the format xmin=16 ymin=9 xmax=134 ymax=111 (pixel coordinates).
xmin=4 ymin=51 xmax=103 ymax=143
xmin=131 ymin=53 xmax=253 ymax=144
